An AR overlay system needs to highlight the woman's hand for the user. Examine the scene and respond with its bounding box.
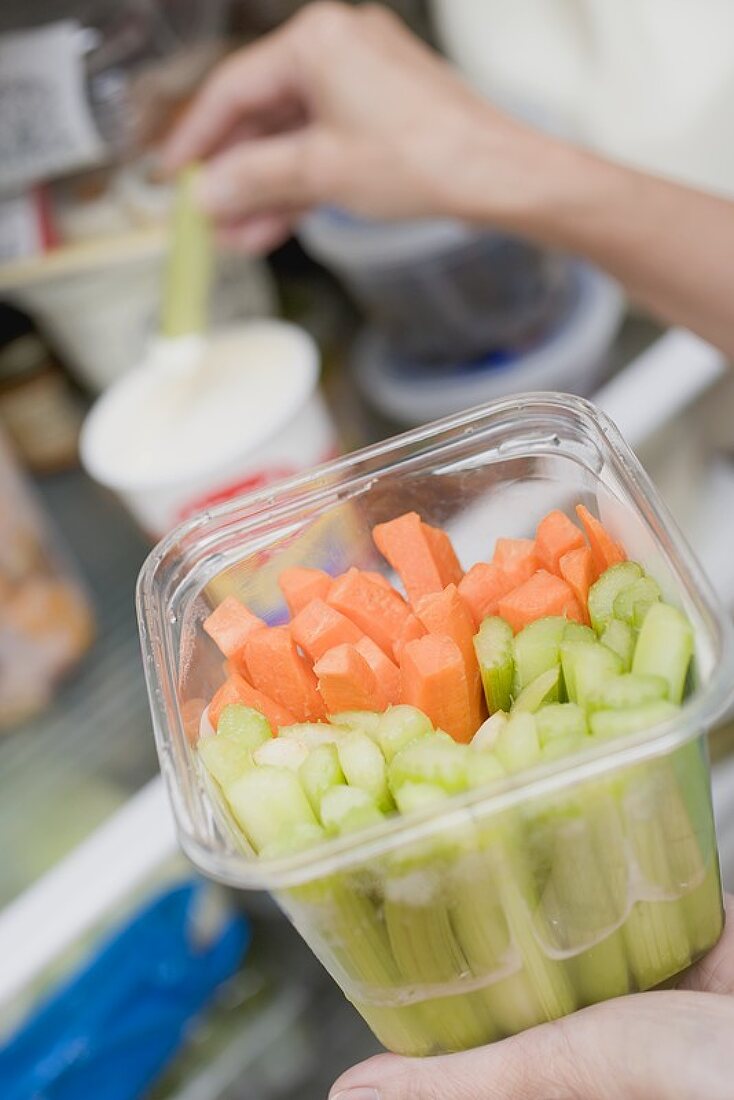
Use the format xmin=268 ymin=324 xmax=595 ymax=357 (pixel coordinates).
xmin=161 ymin=1 xmax=540 ymax=251
xmin=329 ymin=897 xmax=734 ymax=1100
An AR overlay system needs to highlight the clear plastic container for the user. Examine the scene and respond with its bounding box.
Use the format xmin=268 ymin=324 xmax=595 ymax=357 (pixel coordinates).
xmin=137 ymin=393 xmax=734 ymax=1056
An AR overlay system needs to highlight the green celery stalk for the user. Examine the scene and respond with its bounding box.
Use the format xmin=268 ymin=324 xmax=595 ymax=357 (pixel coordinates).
xmin=474 ymin=616 xmax=514 ymax=713
xmin=161 ymin=165 xmax=212 ymax=338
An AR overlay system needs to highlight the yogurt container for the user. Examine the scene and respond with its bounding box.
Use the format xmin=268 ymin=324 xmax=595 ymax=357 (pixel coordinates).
xmin=80 ymin=320 xmax=338 ymax=538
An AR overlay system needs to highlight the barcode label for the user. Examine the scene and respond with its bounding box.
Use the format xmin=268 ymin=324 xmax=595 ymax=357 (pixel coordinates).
xmin=0 ymin=20 xmax=105 ymax=195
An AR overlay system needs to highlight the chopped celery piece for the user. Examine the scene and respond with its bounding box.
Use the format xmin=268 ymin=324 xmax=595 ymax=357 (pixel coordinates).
xmin=217 ymin=704 xmax=271 ymax=750
xmin=613 ymin=576 xmax=661 ymax=627
xmin=279 ymin=722 xmax=339 ymax=747
xmin=377 ymin=705 xmax=433 ymax=762
xmin=474 ymin=616 xmax=514 ymax=713
xmin=495 ymin=712 xmax=541 ymax=773
xmin=226 ymin=765 xmax=317 ymax=851
xmin=563 ymin=622 xmax=596 ymax=645
xmin=260 ymin=822 xmax=327 ymax=859
xmin=587 ymin=673 xmax=668 ymax=713
xmin=320 ymin=785 xmax=385 ymax=834
xmin=329 ymin=710 xmax=381 ymax=736
xmin=623 ymin=899 xmax=691 ymax=989
xmin=542 ymin=734 xmax=585 ymax=762
xmin=394 ymin=781 xmax=449 ymax=814
xmin=389 ymin=734 xmax=469 ymax=794
xmin=469 ymin=751 xmax=506 ymax=787
xmin=536 ymin=703 xmax=587 ymax=744
xmin=299 ymin=743 xmax=345 ymax=813
xmin=198 ymin=734 xmax=252 ymax=787
xmin=512 ymin=617 xmax=566 ymax=693
xmin=600 ymin=619 xmax=636 ymax=671
xmin=561 ymin=640 xmax=622 ymax=705
xmin=337 ymin=731 xmax=393 ymax=812
xmin=632 ymin=602 xmax=694 ymax=704
xmin=471 ymin=710 xmax=508 ymax=750
xmin=589 ymin=700 xmax=679 ymax=739
xmin=254 ymin=738 xmax=309 ymax=771
xmin=588 ymin=562 xmax=643 ymax=632
xmin=512 ymin=666 xmax=560 ymax=713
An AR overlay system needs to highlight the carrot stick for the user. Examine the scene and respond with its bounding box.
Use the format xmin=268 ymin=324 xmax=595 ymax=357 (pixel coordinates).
xmin=400 ymin=634 xmax=475 ymax=743
xmin=245 ymin=625 xmax=325 ymax=721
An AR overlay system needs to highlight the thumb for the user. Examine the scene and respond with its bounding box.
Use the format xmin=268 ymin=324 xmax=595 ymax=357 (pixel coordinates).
xmin=328 ymin=991 xmax=734 ymax=1100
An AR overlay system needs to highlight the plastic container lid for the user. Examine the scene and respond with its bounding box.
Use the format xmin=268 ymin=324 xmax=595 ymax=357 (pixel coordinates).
xmin=351 ymin=263 xmax=624 ymax=425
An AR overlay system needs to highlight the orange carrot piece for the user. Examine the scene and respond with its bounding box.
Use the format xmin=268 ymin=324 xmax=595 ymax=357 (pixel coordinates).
xmin=559 ymin=546 xmax=597 ymax=622
xmin=535 ymin=511 xmax=586 ymax=575
xmin=355 ymin=636 xmax=401 ymax=705
xmin=327 ymin=567 xmax=411 ymax=657
xmin=314 ymin=644 xmax=388 ymax=713
xmin=415 ymin=584 xmax=486 ymax=730
xmin=362 ymin=570 xmax=394 ymax=591
xmin=373 ymin=512 xmax=461 ymax=603
xmin=208 ymin=672 xmax=296 ymax=732
xmin=245 ymin=625 xmax=324 ymax=722
xmin=290 ymin=598 xmax=363 ymax=663
xmin=421 ymin=523 xmax=464 ymax=587
xmin=392 ymin=613 xmax=426 ymax=663
xmin=400 ymin=634 xmax=474 ymax=743
xmin=576 ymin=505 xmax=627 ymax=573
xmin=498 ymin=570 xmax=584 ymax=633
xmin=457 ymin=562 xmax=514 ymax=627
xmin=203 ymin=596 xmax=265 ymax=658
xmin=278 ymin=567 xmax=333 ymax=616
xmin=492 ymin=538 xmax=538 ymax=587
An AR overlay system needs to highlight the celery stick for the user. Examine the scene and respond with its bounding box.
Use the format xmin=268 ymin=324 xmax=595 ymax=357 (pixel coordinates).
xmin=471 ymin=710 xmax=508 ymax=750
xmin=329 ymin=710 xmax=381 ymax=736
xmin=389 ymin=734 xmax=469 ymax=795
xmin=589 ymin=701 xmax=679 ymax=739
xmin=299 ymin=743 xmax=345 ymax=813
xmin=469 ymin=752 xmax=507 ymax=788
xmin=623 ymin=899 xmax=691 ymax=989
xmin=632 ymin=602 xmax=694 ymax=704
xmin=474 ymin=616 xmax=514 ymax=713
xmin=542 ymin=734 xmax=585 ymax=762
xmin=377 ymin=705 xmax=433 ymax=762
xmin=320 ymin=785 xmax=385 ymax=834
xmin=225 ymin=765 xmax=317 ymax=851
xmin=613 ymin=576 xmax=661 ymax=627
xmin=337 ymin=730 xmax=394 ymax=812
xmin=512 ymin=617 xmax=566 ymax=694
xmin=563 ymin=622 xmax=596 ymax=646
xmin=394 ymin=781 xmax=449 ymax=815
xmin=536 ymin=703 xmax=587 ymax=745
xmin=511 ymin=667 xmax=560 ymax=713
xmin=217 ymin=704 xmax=271 ymax=749
xmin=560 ymin=640 xmax=622 ymax=705
xmin=161 ymin=165 xmax=212 ymax=338
xmin=588 ymin=562 xmax=643 ymax=632
xmin=600 ymin=619 xmax=636 ymax=671
xmin=198 ymin=734 xmax=252 ymax=787
xmin=495 ymin=713 xmax=541 ymax=773
xmin=279 ymin=722 xmax=340 ymax=747
xmin=536 ymin=811 xmax=630 ymax=1005
xmin=587 ymin=673 xmax=668 ymax=713
xmin=254 ymin=738 xmax=309 ymax=771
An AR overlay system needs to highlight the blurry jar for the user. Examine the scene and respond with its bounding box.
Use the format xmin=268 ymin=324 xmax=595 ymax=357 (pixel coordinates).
xmin=0 ymin=429 xmax=94 ymax=729
xmin=0 ymin=303 xmax=84 ymax=473
xmin=298 ymin=210 xmax=572 ymax=363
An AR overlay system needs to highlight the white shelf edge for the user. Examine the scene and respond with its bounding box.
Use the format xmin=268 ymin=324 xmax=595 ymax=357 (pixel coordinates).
xmin=0 ymin=775 xmax=176 ymax=1013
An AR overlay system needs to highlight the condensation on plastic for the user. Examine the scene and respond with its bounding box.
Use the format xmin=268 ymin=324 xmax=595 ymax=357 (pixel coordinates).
xmin=137 ymin=393 xmax=734 ymax=1055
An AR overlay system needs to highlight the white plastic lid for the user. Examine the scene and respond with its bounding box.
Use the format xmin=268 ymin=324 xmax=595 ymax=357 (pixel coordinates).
xmin=351 ymin=264 xmax=624 ymax=425
xmin=80 ymin=320 xmax=319 ymax=493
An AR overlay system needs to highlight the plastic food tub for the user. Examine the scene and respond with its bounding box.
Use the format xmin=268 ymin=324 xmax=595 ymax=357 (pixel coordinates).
xmin=137 ymin=394 xmax=734 ymax=1057
xmin=298 ymin=210 xmax=572 ymax=362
